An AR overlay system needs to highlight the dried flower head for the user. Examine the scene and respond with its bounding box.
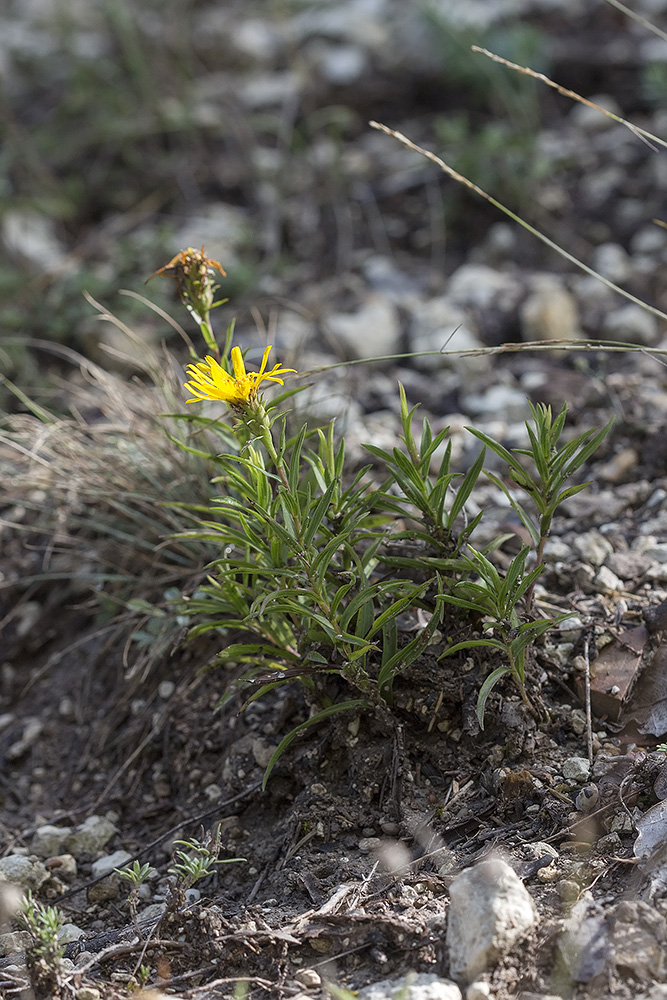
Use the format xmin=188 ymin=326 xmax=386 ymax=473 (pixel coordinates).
xmin=148 ymin=247 xmax=226 ymax=325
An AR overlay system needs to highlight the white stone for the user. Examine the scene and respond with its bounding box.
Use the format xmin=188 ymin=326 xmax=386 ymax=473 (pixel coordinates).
xmin=0 ymin=881 xmax=24 ymax=926
xmin=58 ymin=923 xmax=85 ymax=945
xmin=409 ymin=297 xmax=487 ymax=373
xmin=0 ymin=931 xmax=32 ymax=956
xmin=31 ymin=825 xmax=73 ymax=858
xmin=158 ymin=681 xmax=175 ymax=699
xmin=66 ymin=815 xmax=116 ymax=857
xmin=295 ymin=968 xmax=322 ymax=988
xmin=592 ymin=243 xmax=632 ymax=285
xmin=447 ymin=264 xmax=521 ymax=312
xmin=325 ymin=294 xmax=401 ymax=359
xmin=311 ymin=42 xmax=367 ymax=85
xmin=230 ymin=19 xmax=282 ymax=63
xmin=6 ymin=718 xmax=43 ymax=760
xmin=572 ymin=530 xmax=613 ymax=567
xmin=291 ymin=0 xmax=390 ymax=52
xmin=446 ymin=858 xmax=538 ymax=984
xmin=139 ymin=902 xmax=166 ymax=923
xmin=465 ymin=384 xmax=529 ymax=423
xmin=562 ymin=756 xmax=591 ymax=782
xmin=2 ymin=209 xmax=68 ymax=270
xmin=466 ymin=984 xmax=492 ymax=1000
xmin=0 ymin=855 xmax=49 ymax=893
xmin=543 ymin=538 xmax=572 ymax=562
xmin=604 ymin=305 xmax=658 ymax=346
xmin=358 ymin=972 xmax=462 ymax=999
xmin=76 ymin=988 xmax=102 ymax=1000
xmin=593 ymin=565 xmax=624 ymax=594
xmin=173 ymin=204 xmax=247 ymax=268
xmin=91 ymin=850 xmax=132 ymax=879
xmin=520 ymin=276 xmax=581 ymax=343
xmin=239 ymin=70 xmax=301 ymax=109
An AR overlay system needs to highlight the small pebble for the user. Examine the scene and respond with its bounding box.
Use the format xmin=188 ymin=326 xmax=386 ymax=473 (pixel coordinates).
xmin=559 ymin=879 xmax=581 ymax=903
xmin=158 ymin=680 xmax=175 ymax=699
xmin=76 ymin=988 xmax=101 ymax=1000
xmin=562 ymin=756 xmax=591 ymax=782
xmin=294 ymin=968 xmax=322 ymax=989
xmin=467 ymin=983 xmax=492 ymax=1000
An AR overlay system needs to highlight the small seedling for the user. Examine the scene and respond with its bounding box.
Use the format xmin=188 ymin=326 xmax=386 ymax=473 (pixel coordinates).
xmin=20 ymin=892 xmax=65 ymax=993
xmin=168 ymin=830 xmax=245 ymax=889
xmin=116 ymin=860 xmax=158 ymax=932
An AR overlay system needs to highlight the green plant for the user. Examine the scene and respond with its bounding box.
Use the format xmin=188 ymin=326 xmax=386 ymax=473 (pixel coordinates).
xmin=168 ymin=831 xmax=245 ymax=889
xmin=141 ymin=247 xmax=614 ymax=773
xmin=468 ymin=401 xmax=613 ymax=609
xmin=439 ymin=544 xmax=569 ymax=725
xmin=439 ymin=402 xmax=613 ymax=725
xmin=116 ymin=860 xmax=158 ymax=931
xmin=20 ymin=892 xmax=66 ymax=994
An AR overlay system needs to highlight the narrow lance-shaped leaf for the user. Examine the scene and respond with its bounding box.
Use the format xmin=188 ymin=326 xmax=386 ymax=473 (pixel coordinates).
xmin=476 ymin=665 xmax=512 ymax=729
xmin=262 ymin=700 xmax=369 ymax=788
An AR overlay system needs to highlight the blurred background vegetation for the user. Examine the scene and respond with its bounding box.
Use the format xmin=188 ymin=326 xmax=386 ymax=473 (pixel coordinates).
xmin=0 ymin=0 xmax=554 ymax=405
xmin=2 ymin=0 xmax=662 ymax=412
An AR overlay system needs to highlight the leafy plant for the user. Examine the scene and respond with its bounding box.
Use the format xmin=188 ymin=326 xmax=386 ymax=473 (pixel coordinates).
xmin=438 ymin=402 xmax=613 ymax=725
xmin=439 ymin=544 xmax=570 ymax=726
xmin=116 ymin=860 xmax=158 ymax=931
xmin=468 ymin=401 xmax=613 ymax=610
xmin=138 ymin=247 xmax=614 ymax=771
xmin=168 ymin=831 xmax=245 ymax=890
xmin=20 ymin=892 xmax=66 ymax=994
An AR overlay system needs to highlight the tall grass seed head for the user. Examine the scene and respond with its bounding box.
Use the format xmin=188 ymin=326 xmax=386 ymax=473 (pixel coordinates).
xmin=184 ymin=345 xmax=296 ymax=411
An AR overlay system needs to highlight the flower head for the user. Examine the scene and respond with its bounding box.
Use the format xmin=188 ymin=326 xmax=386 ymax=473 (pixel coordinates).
xmin=184 ymin=346 xmax=296 ymax=408
xmin=147 ymin=246 xmax=226 ymax=324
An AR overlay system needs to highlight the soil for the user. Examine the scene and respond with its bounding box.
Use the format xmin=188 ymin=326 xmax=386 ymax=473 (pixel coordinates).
xmin=2 ymin=348 xmax=667 ymax=1000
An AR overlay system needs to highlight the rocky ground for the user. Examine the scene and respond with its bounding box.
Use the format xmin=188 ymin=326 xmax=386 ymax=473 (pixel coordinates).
xmin=3 ymin=0 xmax=667 ymax=998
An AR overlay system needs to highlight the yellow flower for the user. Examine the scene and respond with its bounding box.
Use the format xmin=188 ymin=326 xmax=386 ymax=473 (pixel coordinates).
xmin=184 ymin=346 xmax=296 ymax=407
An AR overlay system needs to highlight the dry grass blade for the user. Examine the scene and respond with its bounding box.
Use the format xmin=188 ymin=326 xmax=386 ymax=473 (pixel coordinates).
xmin=0 ymin=340 xmax=219 ymax=682
xmin=369 ymin=120 xmax=667 ymax=326
xmin=602 ymin=0 xmax=667 ymax=43
xmin=471 ymin=45 xmax=667 ymax=152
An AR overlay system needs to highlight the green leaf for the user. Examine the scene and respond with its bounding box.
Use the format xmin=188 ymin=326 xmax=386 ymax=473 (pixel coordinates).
xmin=440 ymin=637 xmax=508 ymax=657
xmin=377 ymin=591 xmax=444 ymax=698
xmin=482 ymin=470 xmax=541 ymax=548
xmin=262 ymin=699 xmax=368 ymax=788
xmin=288 ymin=423 xmax=308 ymax=493
xmin=466 ymin=427 xmax=528 ymax=481
xmin=448 ymin=446 xmax=485 ymax=524
xmin=302 ymin=480 xmax=337 ymax=548
xmin=365 ymin=582 xmax=431 ymax=641
xmin=355 ymin=595 xmax=376 ymax=638
xmin=476 ymin=665 xmax=512 ymax=729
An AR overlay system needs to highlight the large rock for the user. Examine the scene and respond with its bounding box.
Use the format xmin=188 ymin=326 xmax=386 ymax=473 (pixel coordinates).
xmin=324 ymin=294 xmax=402 ymax=360
xmin=31 ymin=824 xmax=73 ymax=859
xmin=0 ymin=855 xmax=49 ymax=894
xmin=65 ymin=815 xmax=116 ymax=857
xmin=446 ymin=858 xmax=538 ymax=983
